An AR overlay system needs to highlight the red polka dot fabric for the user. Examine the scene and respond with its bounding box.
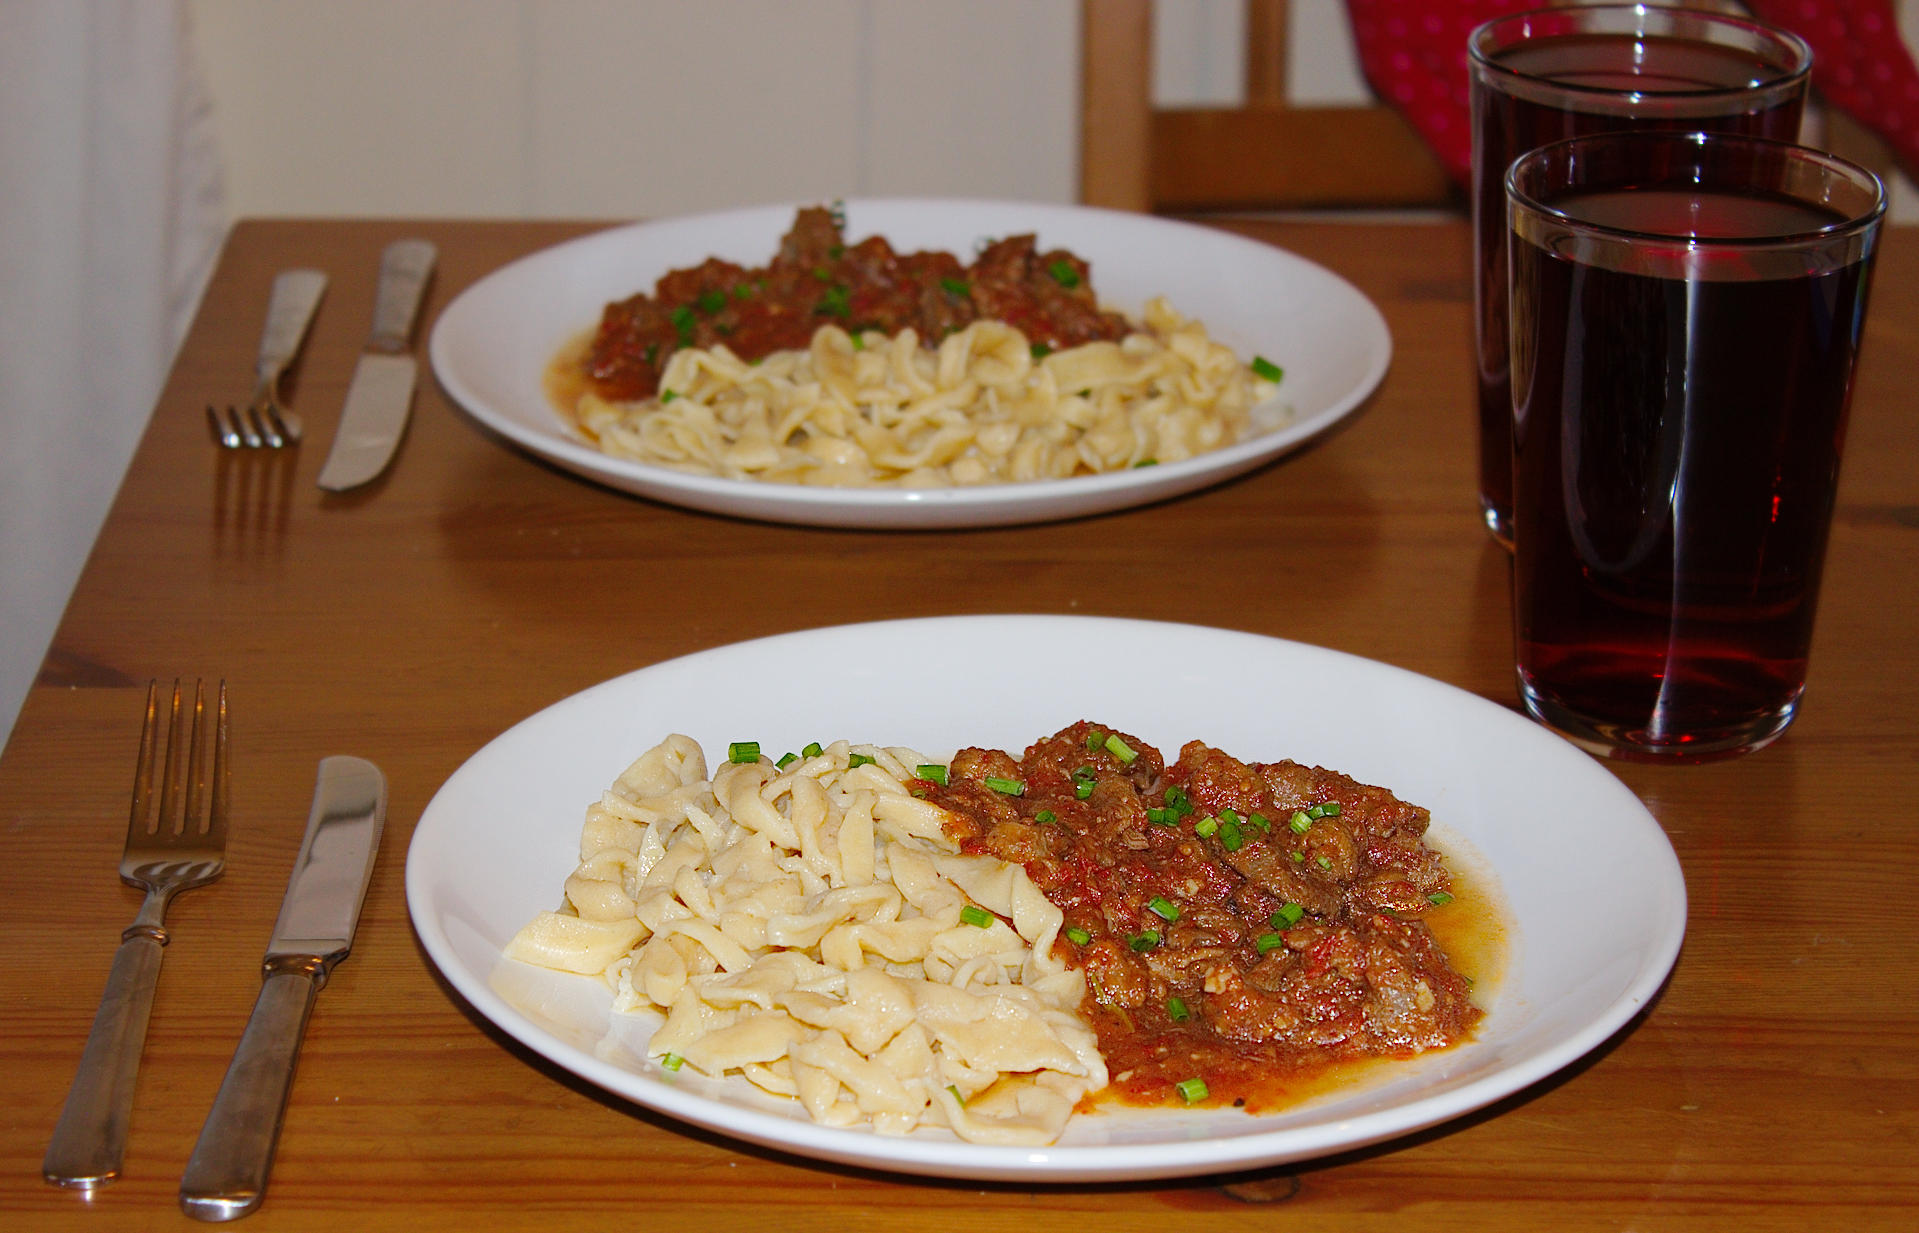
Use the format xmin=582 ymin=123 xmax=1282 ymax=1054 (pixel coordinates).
xmin=1342 ymin=0 xmax=1919 ymax=186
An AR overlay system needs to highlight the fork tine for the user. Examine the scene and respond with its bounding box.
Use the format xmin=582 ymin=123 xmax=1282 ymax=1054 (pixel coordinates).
xmin=126 ymin=682 xmax=161 ymax=839
xmin=206 ymin=682 xmax=230 ymax=845
xmin=247 ymin=405 xmax=285 ymax=450
xmin=206 ymin=406 xmax=241 ymax=449
xmin=156 ymin=680 xmax=188 ymax=837
xmin=262 ymin=402 xmax=302 ymax=445
xmin=182 ymin=680 xmax=209 ymax=838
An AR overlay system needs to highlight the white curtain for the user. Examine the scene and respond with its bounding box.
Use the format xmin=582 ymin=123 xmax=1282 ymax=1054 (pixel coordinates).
xmin=0 ymin=0 xmax=227 ymax=744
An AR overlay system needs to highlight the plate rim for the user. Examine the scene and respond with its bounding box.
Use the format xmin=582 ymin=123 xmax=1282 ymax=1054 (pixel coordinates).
xmin=405 ymin=614 xmax=1687 ymax=1182
xmin=427 ymin=198 xmax=1392 ymax=528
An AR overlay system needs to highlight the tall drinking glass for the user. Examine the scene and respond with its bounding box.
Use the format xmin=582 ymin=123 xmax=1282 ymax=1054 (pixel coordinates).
xmin=1506 ymin=131 xmax=1885 ymax=760
xmin=1469 ymin=3 xmax=1810 ymax=547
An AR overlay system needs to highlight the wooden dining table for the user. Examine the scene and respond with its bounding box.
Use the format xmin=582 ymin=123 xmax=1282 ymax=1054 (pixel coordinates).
xmin=2 ymin=214 xmax=1914 ymax=1231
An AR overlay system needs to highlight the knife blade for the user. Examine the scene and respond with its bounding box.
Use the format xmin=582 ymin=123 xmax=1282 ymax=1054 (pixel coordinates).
xmin=316 ymin=239 xmax=436 ymax=491
xmin=178 ymin=757 xmax=386 ymax=1222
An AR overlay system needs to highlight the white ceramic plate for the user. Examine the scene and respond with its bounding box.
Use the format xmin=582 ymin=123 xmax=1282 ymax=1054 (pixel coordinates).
xmin=407 ymin=616 xmax=1686 ymax=1182
xmin=428 ymin=199 xmax=1390 ymax=528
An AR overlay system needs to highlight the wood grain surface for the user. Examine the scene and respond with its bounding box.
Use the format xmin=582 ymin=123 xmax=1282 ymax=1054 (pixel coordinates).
xmin=1 ymin=216 xmax=1913 ymax=1231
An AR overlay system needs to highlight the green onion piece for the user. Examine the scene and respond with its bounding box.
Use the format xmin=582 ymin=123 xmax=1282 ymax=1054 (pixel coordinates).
xmin=1193 ymin=816 xmax=1219 ymax=837
xmin=670 ymin=304 xmax=696 ymax=344
xmin=1304 ymin=803 xmax=1325 ymax=819
xmin=815 ymin=283 xmax=851 ymax=318
xmin=1292 ymin=850 xmax=1306 ymax=863
xmin=916 ymin=763 xmax=948 ymax=785
xmin=643 ymin=343 xmax=659 ymax=365
xmin=1103 ymin=733 xmax=1138 ymax=763
xmin=1128 ymin=930 xmax=1160 ymax=953
xmin=1317 ymin=854 xmax=1334 ymax=870
xmin=1271 ymin=902 xmax=1305 ymax=928
xmin=1167 ymin=996 xmax=1191 ymax=1022
xmin=1148 ymin=896 xmax=1180 ymax=922
xmin=659 ymin=388 xmax=680 ymax=405
xmin=1219 ymin=818 xmax=1245 ymax=852
xmin=1176 ymin=1077 xmax=1209 ymax=1104
xmin=1048 ymin=259 xmax=1082 ymax=289
xmin=698 ymin=289 xmax=727 ymax=315
xmin=1075 ymin=781 xmax=1094 ymax=800
xmin=1145 ymin=806 xmax=1167 ymax=825
xmin=1255 ymin=931 xmax=1287 ymax=955
xmin=1427 ymin=891 xmax=1456 ymax=906
xmin=1034 ymin=809 xmax=1057 ymax=824
xmin=960 ymin=904 xmax=995 ymax=928
xmin=1251 ymin=355 xmax=1284 ymax=383
xmin=1249 ymin=811 xmax=1271 ymax=833
xmin=1132 ymin=458 xmax=1158 ymax=467
xmin=939 ymin=277 xmax=972 ymax=297
xmin=946 ymin=1083 xmax=966 ymax=1106
xmin=1289 ymin=811 xmax=1313 ymax=834
xmin=1086 ymin=730 xmax=1105 ymax=750
xmin=802 ymin=741 xmax=823 ymax=758
xmin=776 ymin=751 xmax=798 ymax=769
xmin=1218 ymin=807 xmax=1240 ymax=825
xmin=727 ymin=740 xmax=760 ymax=764
xmin=1164 ymin=786 xmax=1192 ymax=815
xmin=849 ymin=332 xmax=865 ymax=350
xmin=732 ymin=283 xmax=753 ymax=301
xmin=847 ymin=752 xmax=876 ymax=769
xmin=1064 ymin=926 xmax=1091 ymax=945
xmin=984 ymin=776 xmax=1026 ymax=796
xmin=661 ymin=1052 xmax=685 ymax=1072
xmin=1031 ymin=341 xmax=1051 ymax=359
xmin=1320 ymin=801 xmax=1342 ymax=816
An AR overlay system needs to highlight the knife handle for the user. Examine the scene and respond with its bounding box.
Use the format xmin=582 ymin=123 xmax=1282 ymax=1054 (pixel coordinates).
xmin=256 ymin=270 xmax=328 ymax=384
xmin=178 ymin=965 xmax=323 ymax=1222
xmin=368 ymin=239 xmax=436 ymax=353
xmin=42 ymin=931 xmax=166 ymax=1189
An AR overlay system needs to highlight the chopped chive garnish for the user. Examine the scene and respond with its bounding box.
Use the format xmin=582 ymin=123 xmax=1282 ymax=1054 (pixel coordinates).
xmin=659 ymin=388 xmax=680 ymax=405
xmin=1132 ymin=458 xmax=1158 ymax=467
xmin=1291 ymin=850 xmax=1306 ymax=863
xmin=1148 ymin=896 xmax=1180 ymax=922
xmin=984 ymin=776 xmax=1026 ymax=796
xmin=1251 ymin=355 xmax=1284 ymax=383
xmin=1128 ymin=930 xmax=1160 ymax=953
xmin=776 ymin=751 xmax=799 ymax=768
xmin=727 ymin=741 xmax=760 ymax=764
xmin=1086 ymin=730 xmax=1105 ymax=750
xmin=1271 ymin=902 xmax=1305 ymax=928
xmin=1176 ymin=1077 xmax=1209 ymax=1104
xmin=916 ymin=763 xmax=949 ymax=785
xmin=960 ymin=904 xmax=995 ymax=928
xmin=1320 ymin=802 xmax=1341 ymax=816
xmin=1289 ymin=811 xmax=1313 ymax=834
xmin=698 ymin=289 xmax=727 ymax=315
xmin=1031 ymin=341 xmax=1052 ymax=359
xmin=1167 ymin=996 xmax=1191 ymax=1022
xmin=947 ymin=1083 xmax=966 ymax=1106
xmin=1249 ymin=812 xmax=1271 ymax=833
xmin=661 ymin=1052 xmax=685 ymax=1071
xmin=1218 ymin=807 xmax=1241 ymax=825
xmin=1064 ymin=926 xmax=1091 ymax=945
xmin=815 ymin=283 xmax=851 ymax=318
xmin=1316 ymin=854 xmax=1334 ymax=870
xmin=1103 ymin=734 xmax=1138 ymax=763
xmin=1194 ymin=816 xmax=1219 ymax=837
xmin=1255 ymin=931 xmax=1287 ymax=955
xmin=1076 ymin=781 xmax=1095 ymax=800
xmin=732 ymin=283 xmax=753 ymax=301
xmin=939 ymin=277 xmax=972 ymax=297
xmin=847 ymin=752 xmax=876 ymax=769
xmin=1427 ymin=891 xmax=1456 ymax=906
xmin=1164 ymin=786 xmax=1192 ymax=815
xmin=1048 ymin=259 xmax=1081 ymax=289
xmin=1034 ymin=809 xmax=1057 ymax=824
xmin=802 ymin=742 xmax=823 ymax=758
xmin=1219 ymin=818 xmax=1245 ymax=852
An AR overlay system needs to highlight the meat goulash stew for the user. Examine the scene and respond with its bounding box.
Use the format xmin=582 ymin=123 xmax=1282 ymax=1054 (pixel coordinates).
xmin=927 ymin=722 xmax=1483 ymax=1110
xmin=582 ymin=204 xmax=1132 ymax=402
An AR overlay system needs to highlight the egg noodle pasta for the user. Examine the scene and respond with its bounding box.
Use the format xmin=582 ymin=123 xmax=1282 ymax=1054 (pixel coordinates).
xmin=567 ymin=297 xmax=1279 ymax=488
xmin=504 ymin=735 xmax=1107 ymax=1145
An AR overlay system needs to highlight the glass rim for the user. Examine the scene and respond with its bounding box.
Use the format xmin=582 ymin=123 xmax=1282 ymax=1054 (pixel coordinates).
xmin=1468 ymin=3 xmax=1813 ymax=102
xmin=1505 ymin=131 xmax=1888 ymax=251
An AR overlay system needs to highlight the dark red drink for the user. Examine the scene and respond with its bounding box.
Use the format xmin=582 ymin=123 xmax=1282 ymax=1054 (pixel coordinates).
xmin=1507 ymin=134 xmax=1884 ymax=759
xmin=1469 ymin=8 xmax=1810 ymax=546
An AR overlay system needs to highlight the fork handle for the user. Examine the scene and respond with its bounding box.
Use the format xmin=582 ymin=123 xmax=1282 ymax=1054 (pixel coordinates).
xmin=42 ymin=930 xmax=166 ymax=1188
xmin=179 ymin=966 xmax=322 ymax=1222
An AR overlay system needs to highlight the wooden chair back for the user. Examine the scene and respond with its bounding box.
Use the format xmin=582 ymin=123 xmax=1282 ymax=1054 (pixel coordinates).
xmin=1080 ymin=0 xmax=1460 ymax=213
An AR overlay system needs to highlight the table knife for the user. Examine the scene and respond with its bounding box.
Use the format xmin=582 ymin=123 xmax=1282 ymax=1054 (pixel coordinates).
xmin=178 ymin=756 xmax=386 ymax=1222
xmin=316 ymin=239 xmax=436 ymax=491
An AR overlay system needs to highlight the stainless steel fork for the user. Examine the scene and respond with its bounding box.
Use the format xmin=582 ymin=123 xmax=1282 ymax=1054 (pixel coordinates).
xmin=208 ymin=269 xmax=326 ymax=449
xmin=44 ymin=680 xmax=231 ymax=1190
